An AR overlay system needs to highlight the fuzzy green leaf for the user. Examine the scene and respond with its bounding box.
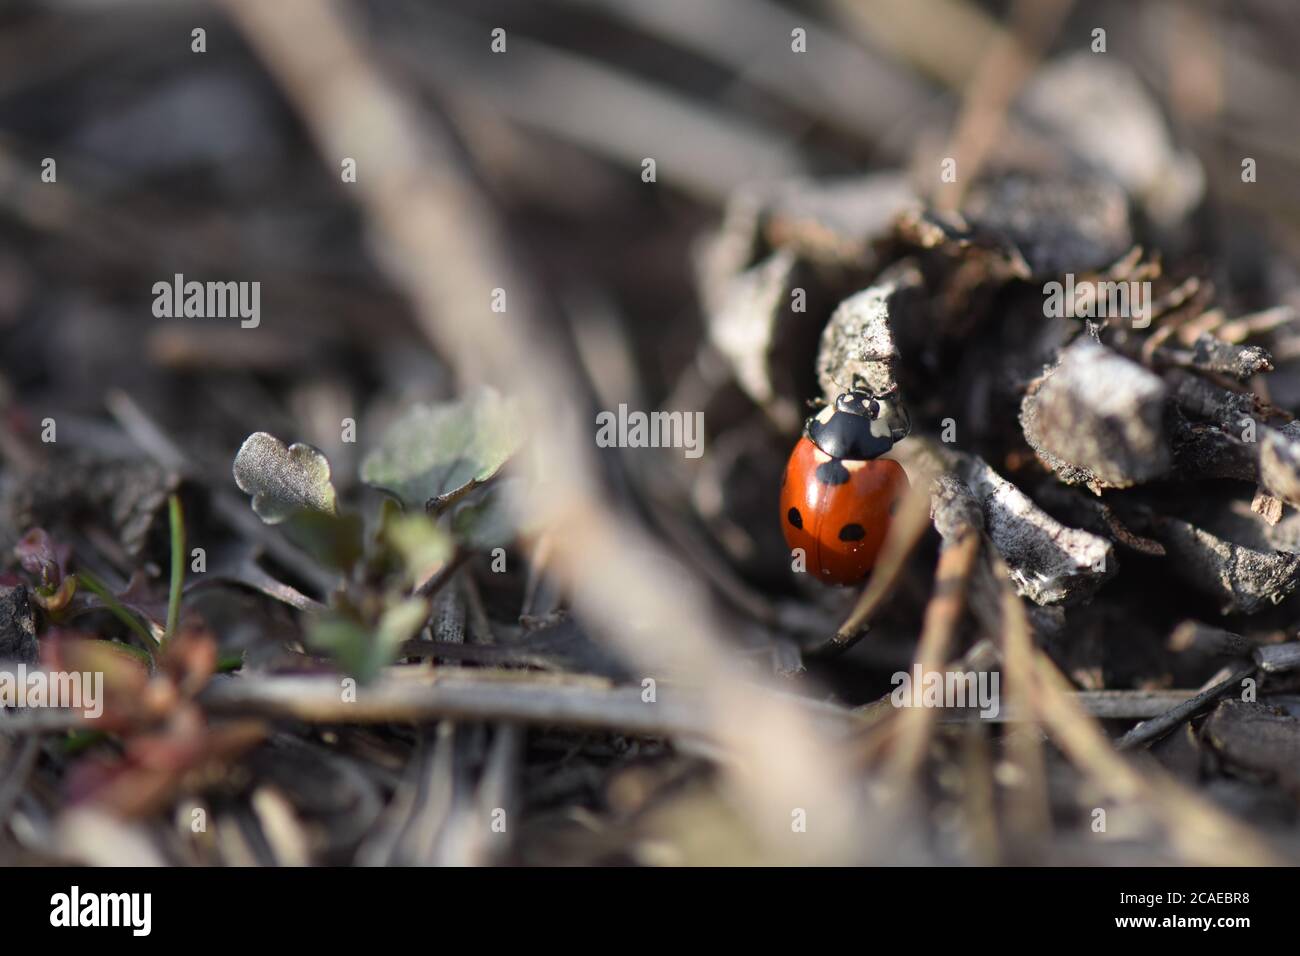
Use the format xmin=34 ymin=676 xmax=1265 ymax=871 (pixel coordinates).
xmin=308 ymin=598 xmax=429 ymax=682
xmin=360 ymin=390 xmax=521 ymax=513
xmin=381 ymin=512 xmax=454 ymax=586
xmin=233 ymin=432 xmax=339 ymax=525
xmin=284 ymin=510 xmax=365 ymax=575
xmin=450 ymin=480 xmax=521 ymax=550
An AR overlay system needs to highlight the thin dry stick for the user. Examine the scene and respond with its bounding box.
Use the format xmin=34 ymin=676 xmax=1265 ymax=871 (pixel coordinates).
xmin=848 ymin=637 xmax=1001 ymax=770
xmin=941 ymin=688 xmax=1277 ymax=722
xmin=932 ymin=0 xmax=1075 ymax=211
xmin=989 ymin=548 xmax=1052 ymax=846
xmin=961 ymin=720 xmax=1000 ymax=864
xmin=1115 ymin=665 xmax=1255 ymax=751
xmin=882 ymin=529 xmax=980 ymax=782
xmin=829 ymin=469 xmax=936 ymax=650
xmin=827 ymin=0 xmax=1001 ymax=90
xmin=200 ymin=669 xmax=859 ymax=742
xmin=202 ymin=670 xmax=707 ymax=737
xmin=917 ymin=534 xmax=1261 ymax=863
xmin=1030 ymin=654 xmax=1280 ymax=866
xmin=220 ymin=0 xmax=862 ymax=861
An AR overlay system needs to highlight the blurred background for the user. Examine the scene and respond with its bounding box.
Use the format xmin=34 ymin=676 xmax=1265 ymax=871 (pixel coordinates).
xmin=2 ymin=0 xmax=1300 ymax=866
xmin=4 ymin=0 xmax=1298 ymax=439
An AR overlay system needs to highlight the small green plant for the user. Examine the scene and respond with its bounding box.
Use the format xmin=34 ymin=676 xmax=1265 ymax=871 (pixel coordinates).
xmin=10 ymin=490 xmax=189 ymax=660
xmin=232 ymin=388 xmax=523 ymax=682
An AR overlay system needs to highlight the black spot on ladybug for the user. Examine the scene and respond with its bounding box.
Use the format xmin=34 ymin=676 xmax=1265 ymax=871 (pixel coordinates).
xmin=838 ymin=523 xmax=865 ymax=541
xmin=815 ymin=459 xmax=850 ymax=485
xmin=787 ymin=507 xmax=803 ymax=529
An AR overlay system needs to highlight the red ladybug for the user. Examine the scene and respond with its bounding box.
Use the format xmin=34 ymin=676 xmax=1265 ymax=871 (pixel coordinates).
xmin=780 ymin=389 xmax=910 ymax=585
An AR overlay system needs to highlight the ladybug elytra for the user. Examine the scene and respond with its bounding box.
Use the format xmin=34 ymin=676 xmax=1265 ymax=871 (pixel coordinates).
xmin=780 ymin=389 xmax=911 ymax=586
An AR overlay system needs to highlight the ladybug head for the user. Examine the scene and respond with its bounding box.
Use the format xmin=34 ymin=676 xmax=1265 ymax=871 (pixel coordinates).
xmin=834 ymin=388 xmax=911 ymax=444
xmin=807 ymin=388 xmax=911 ymax=460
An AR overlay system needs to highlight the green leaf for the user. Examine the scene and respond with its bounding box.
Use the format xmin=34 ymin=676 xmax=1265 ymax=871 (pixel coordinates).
xmin=449 ymin=480 xmax=521 ymax=550
xmin=233 ymin=432 xmax=339 ymax=525
xmin=284 ymin=509 xmax=365 ymax=575
xmin=77 ymin=571 xmax=159 ymax=649
xmin=379 ymin=598 xmax=431 ymax=657
xmin=308 ymin=597 xmax=429 ymax=682
xmin=307 ymin=616 xmax=370 ymax=681
xmin=381 ymin=512 xmax=454 ymax=586
xmin=360 ymin=390 xmax=522 ymax=513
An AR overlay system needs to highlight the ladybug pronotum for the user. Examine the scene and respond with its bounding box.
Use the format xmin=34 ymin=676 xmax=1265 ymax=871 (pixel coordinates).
xmin=780 ymin=389 xmax=911 ymax=586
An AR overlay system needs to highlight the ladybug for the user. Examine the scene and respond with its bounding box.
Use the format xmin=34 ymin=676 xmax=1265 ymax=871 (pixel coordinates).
xmin=780 ymin=389 xmax=911 ymax=586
